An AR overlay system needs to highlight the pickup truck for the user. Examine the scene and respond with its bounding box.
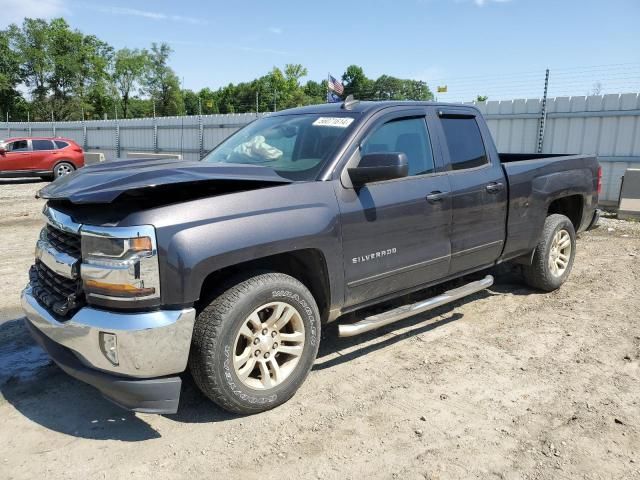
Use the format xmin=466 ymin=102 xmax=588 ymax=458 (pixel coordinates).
xmin=21 ymin=100 xmax=601 ymax=415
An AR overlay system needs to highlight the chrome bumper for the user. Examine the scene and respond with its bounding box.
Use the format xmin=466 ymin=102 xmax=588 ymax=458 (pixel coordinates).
xmin=21 ymin=286 xmax=196 ymax=378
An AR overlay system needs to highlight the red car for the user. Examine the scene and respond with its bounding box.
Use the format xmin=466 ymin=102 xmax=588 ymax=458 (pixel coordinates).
xmin=0 ymin=137 xmax=85 ymax=180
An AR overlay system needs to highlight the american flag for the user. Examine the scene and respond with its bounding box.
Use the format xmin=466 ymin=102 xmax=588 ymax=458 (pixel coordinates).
xmin=328 ymin=74 xmax=344 ymax=95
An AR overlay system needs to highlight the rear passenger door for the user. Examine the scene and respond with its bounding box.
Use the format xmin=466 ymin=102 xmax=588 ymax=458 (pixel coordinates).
xmin=436 ymin=110 xmax=507 ymax=274
xmin=31 ymin=139 xmax=57 ymax=170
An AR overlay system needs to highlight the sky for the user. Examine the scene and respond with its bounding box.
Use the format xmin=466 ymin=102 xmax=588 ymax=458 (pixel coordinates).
xmin=1 ymin=0 xmax=639 ymax=101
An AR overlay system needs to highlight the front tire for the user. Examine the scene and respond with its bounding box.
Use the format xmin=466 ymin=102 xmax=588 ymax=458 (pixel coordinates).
xmin=189 ymin=272 xmax=321 ymax=414
xmin=523 ymin=214 xmax=576 ymax=292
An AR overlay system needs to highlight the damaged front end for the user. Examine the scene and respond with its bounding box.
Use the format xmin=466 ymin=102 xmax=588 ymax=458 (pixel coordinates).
xmin=37 ymin=157 xmax=292 ymax=205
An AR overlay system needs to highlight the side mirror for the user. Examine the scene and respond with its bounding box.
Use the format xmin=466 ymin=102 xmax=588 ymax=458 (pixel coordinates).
xmin=0 ymin=148 xmax=6 ymax=155
xmin=348 ymin=152 xmax=408 ymax=186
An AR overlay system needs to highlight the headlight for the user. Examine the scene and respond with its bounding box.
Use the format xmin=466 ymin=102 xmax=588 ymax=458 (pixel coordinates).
xmin=80 ymin=224 xmax=160 ymax=304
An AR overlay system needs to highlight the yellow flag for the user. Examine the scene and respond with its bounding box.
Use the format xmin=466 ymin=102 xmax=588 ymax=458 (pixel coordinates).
xmin=437 ymin=85 xmax=448 ymax=93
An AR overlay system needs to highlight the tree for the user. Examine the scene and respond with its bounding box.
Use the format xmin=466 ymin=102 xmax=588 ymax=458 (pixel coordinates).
xmin=46 ymin=19 xmax=114 ymax=119
xmin=182 ymin=89 xmax=200 ymax=115
xmin=303 ymin=80 xmax=326 ymax=104
xmin=79 ymin=35 xmax=115 ymax=119
xmin=476 ymin=95 xmax=488 ymax=102
xmin=144 ymin=43 xmax=183 ymax=116
xmin=113 ymin=48 xmax=148 ymax=118
xmin=10 ymin=18 xmax=114 ymax=120
xmin=0 ymin=26 xmax=24 ymax=119
xmin=342 ymin=65 xmax=374 ymax=99
xmin=14 ymin=18 xmax=51 ymax=105
xmin=1 ymin=19 xmax=442 ymax=119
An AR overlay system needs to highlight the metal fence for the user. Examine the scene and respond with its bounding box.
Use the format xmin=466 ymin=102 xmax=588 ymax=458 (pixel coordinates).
xmin=2 ymin=113 xmax=265 ymax=164
xmin=3 ymin=93 xmax=640 ymax=205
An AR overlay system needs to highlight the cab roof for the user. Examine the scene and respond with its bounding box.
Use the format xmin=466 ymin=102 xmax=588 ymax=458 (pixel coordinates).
xmin=1 ymin=136 xmax=77 ymax=143
xmin=271 ymin=100 xmax=478 ymax=116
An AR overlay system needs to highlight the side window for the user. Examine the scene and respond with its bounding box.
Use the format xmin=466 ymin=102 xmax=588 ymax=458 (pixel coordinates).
xmin=54 ymin=140 xmax=69 ymax=149
xmin=440 ymin=117 xmax=488 ymax=170
xmin=361 ymin=117 xmax=434 ymax=176
xmin=8 ymin=140 xmax=29 ymax=152
xmin=32 ymin=139 xmax=55 ymax=151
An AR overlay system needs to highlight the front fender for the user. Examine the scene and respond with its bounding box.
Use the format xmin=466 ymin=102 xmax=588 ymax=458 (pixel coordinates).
xmin=153 ymin=182 xmax=343 ymax=307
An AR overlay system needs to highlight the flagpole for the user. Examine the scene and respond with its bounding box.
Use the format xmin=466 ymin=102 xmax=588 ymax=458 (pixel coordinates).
xmin=327 ymin=73 xmax=330 ymax=103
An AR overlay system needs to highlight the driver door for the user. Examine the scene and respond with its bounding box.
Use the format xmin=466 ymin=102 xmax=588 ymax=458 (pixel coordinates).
xmin=1 ymin=139 xmax=32 ymax=172
xmin=336 ymin=109 xmax=452 ymax=307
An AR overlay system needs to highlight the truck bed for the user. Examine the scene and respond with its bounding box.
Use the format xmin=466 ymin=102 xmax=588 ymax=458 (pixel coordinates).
xmin=499 ymin=153 xmax=599 ymax=261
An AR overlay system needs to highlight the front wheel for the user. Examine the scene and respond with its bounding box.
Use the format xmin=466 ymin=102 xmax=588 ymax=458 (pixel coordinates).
xmin=189 ymin=272 xmax=321 ymax=414
xmin=523 ymin=214 xmax=576 ymax=292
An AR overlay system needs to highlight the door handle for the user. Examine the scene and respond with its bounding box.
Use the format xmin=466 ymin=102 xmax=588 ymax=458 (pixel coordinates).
xmin=426 ymin=191 xmax=447 ymax=203
xmin=486 ymin=182 xmax=504 ymax=193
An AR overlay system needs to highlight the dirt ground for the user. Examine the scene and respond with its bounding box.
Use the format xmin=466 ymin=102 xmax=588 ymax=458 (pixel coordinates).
xmin=0 ymin=179 xmax=638 ymax=480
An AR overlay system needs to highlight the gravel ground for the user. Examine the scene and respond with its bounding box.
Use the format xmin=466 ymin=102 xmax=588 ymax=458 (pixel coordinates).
xmin=0 ymin=180 xmax=639 ymax=480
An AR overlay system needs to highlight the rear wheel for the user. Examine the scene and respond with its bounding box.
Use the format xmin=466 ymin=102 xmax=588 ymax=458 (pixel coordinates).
xmin=53 ymin=162 xmax=75 ymax=179
xmin=523 ymin=214 xmax=576 ymax=292
xmin=189 ymin=272 xmax=320 ymax=414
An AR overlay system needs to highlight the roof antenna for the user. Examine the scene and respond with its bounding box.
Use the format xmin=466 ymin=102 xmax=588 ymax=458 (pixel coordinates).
xmin=341 ymin=94 xmax=359 ymax=110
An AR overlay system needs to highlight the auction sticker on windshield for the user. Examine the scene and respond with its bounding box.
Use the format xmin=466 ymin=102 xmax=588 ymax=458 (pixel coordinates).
xmin=312 ymin=117 xmax=354 ymax=128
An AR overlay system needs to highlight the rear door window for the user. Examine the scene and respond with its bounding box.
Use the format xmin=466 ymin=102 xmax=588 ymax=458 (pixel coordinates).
xmin=54 ymin=140 xmax=69 ymax=149
xmin=32 ymin=139 xmax=55 ymax=151
xmin=440 ymin=117 xmax=488 ymax=170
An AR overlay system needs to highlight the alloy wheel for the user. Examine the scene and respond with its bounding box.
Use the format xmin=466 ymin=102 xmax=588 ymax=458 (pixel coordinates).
xmin=232 ymin=301 xmax=305 ymax=390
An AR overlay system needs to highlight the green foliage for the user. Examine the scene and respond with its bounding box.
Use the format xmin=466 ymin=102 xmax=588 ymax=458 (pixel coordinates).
xmin=144 ymin=43 xmax=184 ymax=116
xmin=476 ymin=95 xmax=488 ymax=102
xmin=341 ymin=65 xmax=433 ymax=101
xmin=1 ymin=18 xmax=435 ymax=120
xmin=7 ymin=17 xmax=115 ymax=120
xmin=113 ymin=48 xmax=148 ymax=118
xmin=0 ymin=26 xmax=24 ymax=119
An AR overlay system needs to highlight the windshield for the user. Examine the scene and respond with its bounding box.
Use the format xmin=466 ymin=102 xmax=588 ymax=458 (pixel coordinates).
xmin=201 ymin=113 xmax=357 ymax=181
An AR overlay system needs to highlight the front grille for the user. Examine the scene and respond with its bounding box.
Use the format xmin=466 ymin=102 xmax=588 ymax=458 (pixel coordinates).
xmin=30 ymin=260 xmax=85 ymax=318
xmin=45 ymin=224 xmax=81 ymax=257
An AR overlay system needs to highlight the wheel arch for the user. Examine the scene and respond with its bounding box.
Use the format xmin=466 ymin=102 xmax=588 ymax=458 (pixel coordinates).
xmin=197 ymin=249 xmax=332 ymax=322
xmin=546 ymin=194 xmax=584 ymax=230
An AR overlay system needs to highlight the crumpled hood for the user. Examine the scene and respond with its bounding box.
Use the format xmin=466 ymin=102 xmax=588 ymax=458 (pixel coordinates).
xmin=37 ymin=157 xmax=292 ymax=204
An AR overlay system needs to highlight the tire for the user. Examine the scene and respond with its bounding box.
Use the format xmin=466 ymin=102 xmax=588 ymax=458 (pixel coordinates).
xmin=189 ymin=272 xmax=321 ymax=414
xmin=523 ymin=214 xmax=576 ymax=292
xmin=53 ymin=161 xmax=75 ymax=179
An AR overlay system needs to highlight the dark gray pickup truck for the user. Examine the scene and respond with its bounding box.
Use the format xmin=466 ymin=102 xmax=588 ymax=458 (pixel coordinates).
xmin=22 ymin=100 xmax=600 ymax=415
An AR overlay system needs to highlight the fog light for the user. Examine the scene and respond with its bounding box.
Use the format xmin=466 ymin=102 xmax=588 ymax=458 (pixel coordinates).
xmin=99 ymin=332 xmax=119 ymax=366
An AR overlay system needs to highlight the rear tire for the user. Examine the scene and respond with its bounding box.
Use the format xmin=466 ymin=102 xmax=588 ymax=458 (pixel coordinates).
xmin=523 ymin=214 xmax=576 ymax=292
xmin=53 ymin=161 xmax=75 ymax=179
xmin=189 ymin=272 xmax=321 ymax=414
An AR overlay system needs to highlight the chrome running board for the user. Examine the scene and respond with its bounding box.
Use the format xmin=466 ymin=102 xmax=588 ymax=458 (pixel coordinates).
xmin=338 ymin=275 xmax=494 ymax=337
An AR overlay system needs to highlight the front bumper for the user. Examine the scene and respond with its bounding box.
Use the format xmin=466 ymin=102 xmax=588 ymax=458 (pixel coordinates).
xmin=21 ymin=286 xmax=196 ymax=413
